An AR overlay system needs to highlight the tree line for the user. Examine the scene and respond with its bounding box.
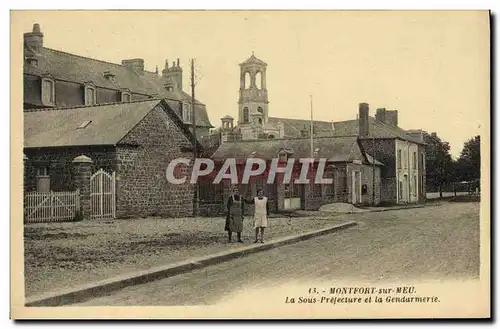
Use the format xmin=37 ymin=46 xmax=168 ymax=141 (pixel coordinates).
xmin=424 ymin=133 xmax=481 ymax=195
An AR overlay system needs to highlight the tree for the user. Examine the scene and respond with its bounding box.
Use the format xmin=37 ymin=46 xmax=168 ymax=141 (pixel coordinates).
xmin=455 ymin=135 xmax=481 ymax=183
xmin=423 ymin=132 xmax=454 ymax=197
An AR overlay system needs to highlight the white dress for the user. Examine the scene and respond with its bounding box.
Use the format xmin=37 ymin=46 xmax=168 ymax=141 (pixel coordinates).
xmin=253 ymin=197 xmax=268 ymax=228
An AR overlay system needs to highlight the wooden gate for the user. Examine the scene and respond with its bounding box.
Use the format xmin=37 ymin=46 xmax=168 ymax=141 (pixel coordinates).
xmin=24 ymin=190 xmax=80 ymax=223
xmin=90 ymin=169 xmax=116 ymax=219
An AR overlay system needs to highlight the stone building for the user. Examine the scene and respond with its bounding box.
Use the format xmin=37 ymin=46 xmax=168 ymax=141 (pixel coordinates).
xmin=23 ymin=23 xmax=213 ymax=144
xmin=329 ymin=104 xmax=426 ymax=204
xmin=24 ymin=99 xmax=198 ymax=218
xmin=200 ymin=136 xmax=383 ymax=215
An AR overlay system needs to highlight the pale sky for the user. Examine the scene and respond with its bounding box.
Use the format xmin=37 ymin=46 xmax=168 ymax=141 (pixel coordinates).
xmin=13 ymin=11 xmax=489 ymax=157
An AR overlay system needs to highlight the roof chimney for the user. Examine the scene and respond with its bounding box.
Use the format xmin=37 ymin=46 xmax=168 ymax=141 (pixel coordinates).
xmin=161 ymin=58 xmax=183 ymax=91
xmin=358 ymin=103 xmax=370 ymax=137
xmin=122 ymin=58 xmax=144 ymax=73
xmin=375 ymin=108 xmax=387 ymax=123
xmin=24 ymin=23 xmax=44 ymax=53
xmin=385 ymin=110 xmax=398 ymax=126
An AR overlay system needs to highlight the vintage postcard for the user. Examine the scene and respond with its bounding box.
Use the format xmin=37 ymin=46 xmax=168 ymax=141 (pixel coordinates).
xmin=10 ymin=10 xmax=490 ymax=319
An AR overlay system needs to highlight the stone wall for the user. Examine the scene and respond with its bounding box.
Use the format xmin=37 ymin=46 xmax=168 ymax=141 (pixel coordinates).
xmin=116 ymin=105 xmax=195 ymax=218
xmin=360 ymin=138 xmax=397 ymax=203
xmin=346 ymin=163 xmax=381 ymax=205
xmin=23 ymin=146 xmax=117 ymax=193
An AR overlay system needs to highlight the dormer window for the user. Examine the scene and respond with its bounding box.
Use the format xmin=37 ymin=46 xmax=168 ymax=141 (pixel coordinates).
xmin=41 ymin=75 xmax=55 ymax=106
xmin=26 ymin=55 xmax=39 ymax=67
xmin=278 ymin=150 xmax=287 ymax=163
xmin=84 ymin=82 xmax=96 ymax=106
xmin=77 ymin=120 xmax=92 ymax=129
xmin=121 ymin=90 xmax=132 ymax=102
xmin=165 ymin=82 xmax=174 ymax=92
xmin=182 ymin=102 xmax=192 ymax=123
xmin=103 ymin=71 xmax=116 ymax=82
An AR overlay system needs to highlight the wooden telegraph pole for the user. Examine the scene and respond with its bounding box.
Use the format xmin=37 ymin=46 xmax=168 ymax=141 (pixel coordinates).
xmin=372 ymin=120 xmax=376 ymax=206
xmin=191 ymin=59 xmax=199 ymax=216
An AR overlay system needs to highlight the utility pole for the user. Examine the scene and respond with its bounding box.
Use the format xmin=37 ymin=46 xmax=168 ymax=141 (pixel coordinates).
xmin=309 ymin=95 xmax=314 ymax=158
xmin=372 ymin=119 xmax=376 ymax=206
xmin=191 ymin=59 xmax=199 ymax=216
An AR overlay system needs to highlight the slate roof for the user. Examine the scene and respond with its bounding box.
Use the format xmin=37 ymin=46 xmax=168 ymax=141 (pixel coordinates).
xmin=267 ymin=116 xmax=424 ymax=144
xmin=211 ymin=136 xmax=383 ymax=166
xmin=268 ymin=117 xmax=336 ymax=138
xmin=24 ymin=47 xmax=213 ymax=127
xmin=24 ymin=99 xmax=200 ymax=148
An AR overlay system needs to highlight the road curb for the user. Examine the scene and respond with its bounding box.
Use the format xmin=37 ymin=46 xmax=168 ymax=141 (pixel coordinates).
xmin=362 ymin=205 xmax=426 ymax=213
xmin=25 ymin=220 xmax=357 ymax=307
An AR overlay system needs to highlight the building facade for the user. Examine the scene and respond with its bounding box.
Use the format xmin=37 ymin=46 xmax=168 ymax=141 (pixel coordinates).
xmin=24 ymin=100 xmax=198 ymax=218
xmin=23 ymin=23 xmax=213 ymax=143
xmin=200 ymin=136 xmax=383 ymax=215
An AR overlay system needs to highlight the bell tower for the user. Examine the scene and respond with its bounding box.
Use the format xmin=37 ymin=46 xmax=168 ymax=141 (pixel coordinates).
xmin=238 ymin=53 xmax=269 ymax=126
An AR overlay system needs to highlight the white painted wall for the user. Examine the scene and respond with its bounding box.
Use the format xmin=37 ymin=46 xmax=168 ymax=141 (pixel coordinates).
xmin=395 ymin=139 xmax=420 ymax=203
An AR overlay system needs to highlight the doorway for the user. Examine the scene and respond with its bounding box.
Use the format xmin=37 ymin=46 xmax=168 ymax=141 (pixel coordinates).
xmin=351 ymin=171 xmax=361 ymax=204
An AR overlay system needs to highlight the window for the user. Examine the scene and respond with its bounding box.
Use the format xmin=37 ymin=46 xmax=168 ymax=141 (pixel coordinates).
xmin=397 ymin=149 xmax=402 ymax=169
xmin=182 ymin=103 xmax=192 ymax=123
xmin=257 ymin=106 xmax=264 ymax=113
xmin=244 ymin=72 xmax=251 ymax=89
xmin=243 ymin=107 xmax=249 ymax=123
xmin=77 ymin=120 xmax=92 ymax=129
xmin=413 ymin=152 xmax=417 ymax=170
xmin=36 ymin=166 xmax=49 ymax=176
xmin=255 ymin=72 xmax=262 ymax=89
xmin=26 ymin=56 xmax=38 ymax=67
xmin=36 ymin=166 xmax=50 ymax=192
xmin=258 ymin=118 xmax=262 ymax=125
xmin=420 ymin=153 xmax=425 ymax=171
xmin=413 ymin=175 xmax=417 ymax=196
xmin=398 ymin=181 xmax=403 ymax=201
xmin=121 ymin=92 xmax=131 ymax=102
xmin=313 ymin=183 xmax=323 ymax=197
xmin=278 ymin=151 xmax=287 ymax=163
xmin=41 ymin=77 xmax=55 ymax=106
xmin=84 ymin=84 xmax=96 ymax=106
xmin=165 ymin=82 xmax=174 ymax=92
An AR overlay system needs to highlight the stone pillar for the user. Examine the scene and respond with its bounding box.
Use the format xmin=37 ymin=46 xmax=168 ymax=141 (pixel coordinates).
xmin=251 ymin=71 xmax=256 ymax=88
xmin=276 ymin=172 xmax=285 ymax=211
xmin=72 ymin=155 xmax=93 ymax=219
xmin=23 ymin=154 xmax=29 ymax=192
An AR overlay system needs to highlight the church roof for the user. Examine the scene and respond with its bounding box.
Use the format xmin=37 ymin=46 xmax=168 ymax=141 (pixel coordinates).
xmin=240 ymin=53 xmax=267 ymax=66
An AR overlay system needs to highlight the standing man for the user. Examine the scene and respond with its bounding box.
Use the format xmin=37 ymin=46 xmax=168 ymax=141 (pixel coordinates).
xmin=246 ymin=189 xmax=269 ymax=243
xmin=226 ymin=187 xmax=245 ymax=243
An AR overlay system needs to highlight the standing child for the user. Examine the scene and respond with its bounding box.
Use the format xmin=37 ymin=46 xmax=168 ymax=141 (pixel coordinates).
xmin=246 ymin=189 xmax=269 ymax=243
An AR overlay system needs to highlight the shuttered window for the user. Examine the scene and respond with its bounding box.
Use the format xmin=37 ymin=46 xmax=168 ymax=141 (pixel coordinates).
xmin=41 ymin=78 xmax=55 ymax=105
